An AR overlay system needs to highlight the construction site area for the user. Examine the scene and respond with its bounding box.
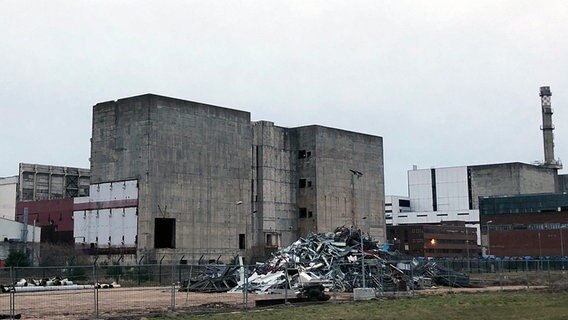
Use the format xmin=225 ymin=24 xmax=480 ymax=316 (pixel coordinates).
xmin=1 ymin=228 xmax=567 ymax=319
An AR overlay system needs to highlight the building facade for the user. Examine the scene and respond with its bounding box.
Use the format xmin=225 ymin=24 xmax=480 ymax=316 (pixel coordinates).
xmin=89 ymin=94 xmax=385 ymax=263
xmin=479 ymin=193 xmax=568 ymax=257
xmin=0 ymin=176 xmax=18 ymax=220
xmin=386 ymin=162 xmax=559 ymax=247
xmin=18 ymin=163 xmax=90 ymax=201
xmin=387 ymin=222 xmax=478 ymax=258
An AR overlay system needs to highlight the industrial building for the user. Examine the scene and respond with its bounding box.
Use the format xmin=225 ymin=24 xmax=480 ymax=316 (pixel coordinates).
xmin=17 ymin=163 xmax=90 ymax=201
xmin=86 ymin=94 xmax=385 ymax=263
xmin=387 ymin=161 xmax=558 ymax=238
xmin=13 ymin=163 xmax=91 ymax=245
xmin=479 ymin=193 xmax=568 ymax=257
xmin=0 ymin=176 xmax=18 ymax=220
xmin=387 ymin=222 xmax=477 ymax=258
xmin=386 ymin=86 xmax=565 ymax=257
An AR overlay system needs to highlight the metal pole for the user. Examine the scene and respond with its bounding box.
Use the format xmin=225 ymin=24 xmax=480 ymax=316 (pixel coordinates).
xmin=361 ymin=229 xmax=365 ymax=288
xmin=159 ymin=255 xmax=165 ymax=285
xmin=93 ymin=260 xmax=99 ymax=319
xmin=466 ymin=228 xmax=471 ymax=273
xmin=538 ymin=232 xmax=542 ymax=259
xmin=486 ymin=221 xmax=492 ymax=256
xmin=178 ymin=255 xmax=185 ymax=284
xmin=171 ymin=263 xmax=176 ymax=311
xmin=560 ymin=228 xmax=564 ymax=258
xmin=10 ymin=267 xmax=14 ymax=319
xmin=284 ymin=264 xmax=288 ymax=305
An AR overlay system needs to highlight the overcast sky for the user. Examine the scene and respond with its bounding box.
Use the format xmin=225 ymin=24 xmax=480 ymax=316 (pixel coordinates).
xmin=1 ymin=1 xmax=567 ymax=195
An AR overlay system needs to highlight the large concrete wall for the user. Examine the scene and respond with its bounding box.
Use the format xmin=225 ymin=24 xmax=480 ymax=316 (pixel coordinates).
xmin=308 ymin=126 xmax=385 ymax=242
xmin=252 ymin=121 xmax=298 ymax=258
xmin=91 ymin=95 xmax=252 ymax=263
xmin=469 ymin=163 xmax=557 ymax=209
xmin=251 ymin=123 xmax=386 ymax=251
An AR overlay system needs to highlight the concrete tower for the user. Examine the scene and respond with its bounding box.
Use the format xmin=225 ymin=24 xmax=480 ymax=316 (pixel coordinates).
xmin=539 ymin=86 xmax=562 ymax=169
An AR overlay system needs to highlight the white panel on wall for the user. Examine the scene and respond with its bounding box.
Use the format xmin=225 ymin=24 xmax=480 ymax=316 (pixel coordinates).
xmin=73 ymin=211 xmax=86 ymax=242
xmin=124 ymin=207 xmax=138 ymax=246
xmin=74 ymin=180 xmax=138 ymax=247
xmin=109 ymin=208 xmax=122 ymax=246
xmin=87 ymin=210 xmax=97 ymax=244
xmin=435 ymin=167 xmax=469 ymax=211
xmin=409 ymin=169 xmax=433 ymax=212
xmin=98 ymin=209 xmax=111 ymax=247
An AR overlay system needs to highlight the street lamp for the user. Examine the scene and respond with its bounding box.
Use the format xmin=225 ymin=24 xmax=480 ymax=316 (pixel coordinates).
xmin=486 ymin=220 xmax=493 ymax=256
xmin=349 ymin=169 xmax=363 ymax=227
xmin=360 ymin=216 xmax=367 ymax=288
xmin=465 ymin=227 xmax=471 ymax=273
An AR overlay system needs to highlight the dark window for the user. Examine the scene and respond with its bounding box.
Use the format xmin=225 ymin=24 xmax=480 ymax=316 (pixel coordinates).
xmin=417 ymin=214 xmax=427 ymax=217
xmin=239 ymin=234 xmax=246 ymax=249
xmin=306 ymin=151 xmax=311 ymax=158
xmin=307 ymin=181 xmax=312 ymax=187
xmin=436 ymin=213 xmax=448 ymax=217
xmin=299 ymin=208 xmax=307 ymax=218
xmin=308 ymin=211 xmax=313 ymax=218
xmin=457 ymin=212 xmax=469 ymax=216
xmin=299 ymin=179 xmax=307 ymax=188
xmin=398 ymin=199 xmax=410 ymax=207
xmin=385 ymin=209 xmax=392 ymax=213
xmin=431 ymin=169 xmax=437 ymax=211
xmin=266 ymin=234 xmax=272 ymax=246
xmin=154 ymin=218 xmax=176 ymax=249
xmin=298 ymin=150 xmax=307 ymax=158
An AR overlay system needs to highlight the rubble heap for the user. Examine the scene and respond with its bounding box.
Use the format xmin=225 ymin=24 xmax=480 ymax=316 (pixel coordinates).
xmin=183 ymin=226 xmax=470 ymax=294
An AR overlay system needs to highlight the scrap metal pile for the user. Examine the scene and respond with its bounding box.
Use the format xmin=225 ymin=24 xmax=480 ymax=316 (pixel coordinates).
xmin=184 ymin=226 xmax=470 ymax=294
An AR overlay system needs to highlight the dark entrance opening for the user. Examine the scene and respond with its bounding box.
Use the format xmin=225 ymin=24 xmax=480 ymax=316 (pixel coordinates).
xmin=155 ymin=218 xmax=176 ymax=248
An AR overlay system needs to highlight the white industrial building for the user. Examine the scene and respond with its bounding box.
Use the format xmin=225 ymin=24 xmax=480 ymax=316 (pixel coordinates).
xmin=387 ymin=166 xmax=479 ymax=225
xmin=386 ymin=162 xmax=560 ymax=244
xmin=0 ymin=176 xmax=18 ymax=220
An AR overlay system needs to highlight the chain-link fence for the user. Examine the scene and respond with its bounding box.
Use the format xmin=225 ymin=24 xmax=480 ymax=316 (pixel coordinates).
xmin=0 ymin=259 xmax=566 ymax=319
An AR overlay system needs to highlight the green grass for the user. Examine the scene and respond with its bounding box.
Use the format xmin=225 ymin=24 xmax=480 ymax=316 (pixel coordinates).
xmin=159 ymin=290 xmax=568 ymax=320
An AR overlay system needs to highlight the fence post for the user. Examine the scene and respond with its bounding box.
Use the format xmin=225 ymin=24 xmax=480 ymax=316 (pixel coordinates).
xmin=9 ymin=266 xmax=15 ymax=319
xmin=178 ymin=256 xmax=185 ymax=285
xmin=159 ymin=256 xmax=165 ymax=286
xmin=244 ymin=266 xmax=249 ymax=310
xmin=93 ymin=259 xmax=99 ymax=319
xmin=171 ymin=263 xmax=176 ymax=311
xmin=284 ymin=263 xmax=288 ymax=305
xmin=499 ymin=260 xmax=503 ymax=291
xmin=137 ymin=255 xmax=145 ymax=286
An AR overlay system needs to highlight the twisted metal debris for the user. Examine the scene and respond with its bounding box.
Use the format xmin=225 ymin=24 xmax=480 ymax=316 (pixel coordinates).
xmin=183 ymin=226 xmax=470 ymax=294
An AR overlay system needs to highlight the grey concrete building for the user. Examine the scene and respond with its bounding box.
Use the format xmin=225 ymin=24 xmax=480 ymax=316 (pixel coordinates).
xmin=18 ymin=163 xmax=90 ymax=201
xmin=559 ymin=174 xmax=568 ymax=193
xmin=468 ymin=162 xmax=558 ymax=209
xmin=90 ymin=94 xmax=385 ymax=263
xmin=252 ymin=121 xmax=384 ymax=259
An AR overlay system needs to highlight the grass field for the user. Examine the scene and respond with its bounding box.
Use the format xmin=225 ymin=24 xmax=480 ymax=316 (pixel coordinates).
xmin=158 ymin=290 xmax=568 ymax=320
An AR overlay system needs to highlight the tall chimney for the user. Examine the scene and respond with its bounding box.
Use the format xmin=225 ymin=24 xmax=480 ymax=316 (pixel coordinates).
xmin=539 ymin=86 xmax=562 ymax=169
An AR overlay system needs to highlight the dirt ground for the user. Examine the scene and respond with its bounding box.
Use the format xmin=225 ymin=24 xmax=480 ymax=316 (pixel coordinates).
xmin=0 ymin=285 xmax=548 ymax=320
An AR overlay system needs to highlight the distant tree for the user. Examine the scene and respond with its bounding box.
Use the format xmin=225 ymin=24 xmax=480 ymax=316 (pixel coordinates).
xmin=5 ymin=251 xmax=30 ymax=267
